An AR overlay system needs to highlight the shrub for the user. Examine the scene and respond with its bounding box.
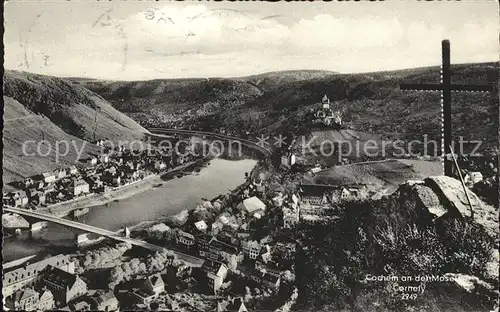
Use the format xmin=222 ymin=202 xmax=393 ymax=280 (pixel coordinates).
xmin=440 ymin=218 xmax=495 ymax=277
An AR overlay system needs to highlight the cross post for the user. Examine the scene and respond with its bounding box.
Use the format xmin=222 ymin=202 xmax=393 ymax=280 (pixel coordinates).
xmin=400 ymin=39 xmax=495 ymax=177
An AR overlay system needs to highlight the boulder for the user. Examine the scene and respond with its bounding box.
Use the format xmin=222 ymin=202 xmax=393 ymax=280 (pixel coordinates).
xmin=444 ymin=273 xmax=496 ymax=293
xmin=414 ymin=184 xmax=447 ymax=219
xmin=424 ymin=176 xmax=498 ymax=239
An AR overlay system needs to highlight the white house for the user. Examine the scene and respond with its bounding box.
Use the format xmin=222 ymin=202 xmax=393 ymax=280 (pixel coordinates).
xmin=237 ymin=196 xmax=266 ymax=217
xmin=195 ymin=220 xmax=208 ymax=232
xmin=321 ymin=94 xmax=330 ymax=109
xmin=144 ymin=274 xmax=165 ymax=296
xmin=41 ymin=172 xmax=56 ymax=183
xmin=88 ymin=157 xmax=97 ymax=166
xmin=310 ymin=166 xmax=322 ymax=174
xmin=218 ymin=215 xmax=229 ymax=225
xmin=211 ymin=221 xmax=224 ymax=234
xmin=68 ymin=166 xmax=78 ymax=175
xmin=465 ymin=172 xmax=483 ymax=184
xmin=55 ymin=169 xmax=67 ymax=180
xmin=241 ymin=240 xmax=262 ymax=260
xmin=280 ymin=153 xmax=296 ymax=168
xmin=70 ymin=180 xmax=90 ymax=197
xmin=176 ymin=230 xmax=195 ymax=248
xmin=201 ymin=260 xmax=228 ymax=294
xmin=99 ymin=154 xmax=110 ymax=164
xmin=340 ymin=188 xmax=351 ymax=200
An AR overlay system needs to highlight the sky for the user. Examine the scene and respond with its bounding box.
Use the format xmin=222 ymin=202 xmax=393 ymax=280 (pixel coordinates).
xmin=4 ymin=1 xmax=499 ymax=80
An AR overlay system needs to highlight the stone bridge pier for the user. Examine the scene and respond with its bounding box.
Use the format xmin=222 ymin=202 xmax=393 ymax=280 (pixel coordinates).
xmin=30 ymin=221 xmax=48 ymax=232
xmin=74 ymin=233 xmax=91 ymax=247
xmin=18 ymin=216 xmax=49 ymax=236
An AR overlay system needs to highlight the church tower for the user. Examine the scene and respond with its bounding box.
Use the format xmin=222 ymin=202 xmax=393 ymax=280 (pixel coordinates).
xmin=321 ymin=94 xmax=330 ymax=110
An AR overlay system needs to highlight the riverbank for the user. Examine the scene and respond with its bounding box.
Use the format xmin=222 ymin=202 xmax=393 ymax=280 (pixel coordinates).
xmin=37 ymin=159 xmax=209 ymax=218
xmin=128 ymin=159 xmax=264 ymax=235
xmin=3 ymin=158 xmax=258 ymax=262
xmin=76 ymin=158 xmax=260 ymax=247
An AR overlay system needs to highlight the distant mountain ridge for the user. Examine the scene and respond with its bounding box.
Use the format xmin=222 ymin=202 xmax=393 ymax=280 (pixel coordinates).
xmin=74 ymin=64 xmax=497 ymax=155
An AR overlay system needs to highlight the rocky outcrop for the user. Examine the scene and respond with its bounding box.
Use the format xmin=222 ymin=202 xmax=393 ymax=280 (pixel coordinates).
xmin=445 ymin=273 xmax=497 ymax=293
xmin=414 ymin=184 xmax=447 ymax=218
xmin=424 ymin=176 xmax=499 ymax=240
xmin=443 ymin=273 xmax=499 ymax=310
xmin=398 ymin=176 xmax=499 ymax=240
xmin=401 ymin=176 xmax=499 ymax=286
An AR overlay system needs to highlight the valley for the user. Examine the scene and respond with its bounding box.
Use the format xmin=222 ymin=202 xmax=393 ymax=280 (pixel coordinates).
xmin=2 ymin=64 xmax=498 ymax=312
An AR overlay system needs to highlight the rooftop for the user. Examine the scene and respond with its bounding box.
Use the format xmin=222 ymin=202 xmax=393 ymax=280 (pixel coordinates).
xmin=4 ymin=254 xmax=71 ymax=285
xmin=43 ymin=265 xmax=80 ymax=287
xmin=14 ymin=288 xmax=38 ymax=302
xmin=178 ymin=230 xmax=195 ymax=240
xmin=133 ymin=289 xmax=155 ymax=299
xmin=238 ymin=196 xmax=266 ymax=214
xmin=201 ymin=259 xmax=226 ymax=276
xmin=96 ymin=291 xmax=116 ymax=304
xmin=147 ymin=274 xmax=164 ymax=288
xmin=211 ymin=239 xmax=239 ymax=255
xmin=262 ymin=272 xmax=280 ymax=284
xmin=195 ymin=220 xmax=208 ymax=231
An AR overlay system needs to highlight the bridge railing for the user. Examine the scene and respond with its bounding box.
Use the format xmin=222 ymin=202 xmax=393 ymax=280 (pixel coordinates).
xmin=4 ymin=206 xmax=204 ymax=266
xmin=147 ymin=128 xmax=272 ymax=156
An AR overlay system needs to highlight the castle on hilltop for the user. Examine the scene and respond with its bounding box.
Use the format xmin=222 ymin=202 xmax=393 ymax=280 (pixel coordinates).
xmin=309 ymin=95 xmax=342 ymax=129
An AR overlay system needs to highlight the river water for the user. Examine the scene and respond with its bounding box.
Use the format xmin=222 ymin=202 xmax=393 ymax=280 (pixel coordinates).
xmin=3 ymin=159 xmax=257 ymax=262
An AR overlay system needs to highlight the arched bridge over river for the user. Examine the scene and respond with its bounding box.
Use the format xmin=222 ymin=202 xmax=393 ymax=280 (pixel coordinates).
xmin=3 ymin=207 xmax=204 ymax=267
xmin=147 ymin=128 xmax=272 ymax=157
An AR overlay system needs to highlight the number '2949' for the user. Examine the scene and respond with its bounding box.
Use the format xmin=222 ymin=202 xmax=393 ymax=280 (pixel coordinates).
xmin=401 ymin=293 xmax=418 ymax=300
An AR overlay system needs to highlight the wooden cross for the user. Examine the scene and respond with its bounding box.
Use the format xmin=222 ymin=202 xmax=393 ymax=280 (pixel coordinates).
xmin=400 ymin=40 xmax=496 ymax=177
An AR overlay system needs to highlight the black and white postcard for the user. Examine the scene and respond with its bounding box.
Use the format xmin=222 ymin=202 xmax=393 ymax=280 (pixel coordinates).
xmin=2 ymin=1 xmax=499 ymax=311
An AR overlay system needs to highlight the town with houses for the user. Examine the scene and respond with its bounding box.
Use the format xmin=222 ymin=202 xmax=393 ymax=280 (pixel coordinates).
xmin=3 ymin=142 xmax=200 ymax=215
xmin=3 ymin=2 xmax=499 ymax=310
xmin=2 ymin=94 xmax=495 ymax=312
xmin=2 ymin=144 xmax=371 ymax=311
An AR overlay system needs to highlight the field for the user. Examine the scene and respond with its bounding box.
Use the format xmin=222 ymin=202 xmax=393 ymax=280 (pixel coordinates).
xmin=310 ymin=159 xmax=444 ymax=192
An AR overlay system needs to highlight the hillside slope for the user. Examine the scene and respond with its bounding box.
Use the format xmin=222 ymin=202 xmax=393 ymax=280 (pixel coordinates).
xmin=3 ymin=96 xmax=100 ymax=184
xmin=236 ymin=70 xmax=338 ymax=92
xmin=4 ymin=70 xmax=149 ymax=141
xmin=73 ymin=78 xmax=263 ymax=121
xmin=310 ymin=159 xmax=443 ymax=193
xmin=231 ymin=63 xmax=497 ymax=151
xmin=3 ymin=71 xmax=150 ymax=184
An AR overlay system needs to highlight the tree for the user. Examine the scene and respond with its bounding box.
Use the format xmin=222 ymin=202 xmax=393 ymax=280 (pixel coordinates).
xmin=109 ymin=266 xmax=125 ymax=287
xmin=81 ymin=243 xmax=132 ymax=270
xmin=193 ymin=207 xmax=211 ymax=222
xmin=213 ymin=200 xmax=222 ymax=212
xmin=244 ymin=286 xmax=253 ymax=303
